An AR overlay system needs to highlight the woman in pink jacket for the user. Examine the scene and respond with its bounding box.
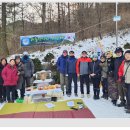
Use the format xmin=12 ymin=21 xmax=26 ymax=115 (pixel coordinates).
xmin=2 ymin=59 xmax=18 ymax=103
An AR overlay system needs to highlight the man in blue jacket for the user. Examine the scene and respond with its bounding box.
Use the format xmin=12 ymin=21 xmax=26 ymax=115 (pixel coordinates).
xmin=56 ymin=50 xmax=68 ymax=95
xmin=67 ymin=51 xmax=78 ymax=97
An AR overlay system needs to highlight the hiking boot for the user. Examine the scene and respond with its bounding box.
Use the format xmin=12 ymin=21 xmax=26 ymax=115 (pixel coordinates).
xmin=112 ymin=100 xmax=117 ymax=106
xmin=104 ymin=94 xmax=108 ymax=100
xmin=3 ymin=98 xmax=6 ymax=102
xmin=117 ymin=102 xmax=126 ymax=107
xmin=81 ymin=94 xmax=84 ymax=98
xmin=67 ymin=94 xmax=71 ymax=97
xmin=0 ymin=98 xmax=3 ymax=103
xmin=75 ymin=93 xmax=78 ymax=97
xmin=101 ymin=94 xmax=105 ymax=98
xmin=124 ymin=105 xmax=130 ymax=110
xmin=93 ymin=95 xmax=97 ymax=100
xmin=125 ymin=109 xmax=130 ymax=114
xmin=87 ymin=94 xmax=90 ymax=98
xmin=96 ymin=95 xmax=100 ymax=100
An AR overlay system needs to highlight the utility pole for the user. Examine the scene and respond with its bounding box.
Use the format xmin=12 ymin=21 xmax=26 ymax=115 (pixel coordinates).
xmin=116 ymin=2 xmax=118 ymax=47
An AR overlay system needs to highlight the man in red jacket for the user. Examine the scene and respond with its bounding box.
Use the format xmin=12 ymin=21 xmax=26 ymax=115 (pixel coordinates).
xmin=118 ymin=50 xmax=130 ymax=113
xmin=2 ymin=59 xmax=18 ymax=103
xmin=76 ymin=51 xmax=92 ymax=98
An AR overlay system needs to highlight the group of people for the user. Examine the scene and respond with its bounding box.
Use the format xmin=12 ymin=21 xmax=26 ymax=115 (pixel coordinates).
xmin=56 ymin=47 xmax=130 ymax=113
xmin=0 ymin=52 xmax=34 ymax=103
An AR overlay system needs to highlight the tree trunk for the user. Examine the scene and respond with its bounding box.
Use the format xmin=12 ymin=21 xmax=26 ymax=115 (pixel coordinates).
xmin=0 ymin=3 xmax=9 ymax=57
xmin=21 ymin=3 xmax=24 ymax=35
xmin=68 ymin=3 xmax=70 ymax=32
xmin=58 ymin=3 xmax=61 ymax=33
xmin=41 ymin=3 xmax=46 ymax=33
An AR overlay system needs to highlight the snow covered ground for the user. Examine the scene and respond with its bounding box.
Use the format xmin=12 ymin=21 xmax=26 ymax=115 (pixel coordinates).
xmin=7 ymin=29 xmax=130 ymax=63
xmin=0 ymin=84 xmax=130 ymax=118
xmin=1 ymin=29 xmax=130 ymax=118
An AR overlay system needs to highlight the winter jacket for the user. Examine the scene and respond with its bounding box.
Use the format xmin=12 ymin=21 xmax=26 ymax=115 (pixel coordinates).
xmin=114 ymin=56 xmax=124 ymax=81
xmin=89 ymin=60 xmax=101 ymax=78
xmin=76 ymin=57 xmax=92 ymax=75
xmin=67 ymin=56 xmax=77 ymax=74
xmin=2 ymin=64 xmax=18 ymax=86
xmin=107 ymin=57 xmax=115 ymax=72
xmin=22 ymin=55 xmax=34 ymax=78
xmin=0 ymin=64 xmax=6 ymax=85
xmin=100 ymin=61 xmax=108 ymax=78
xmin=16 ymin=62 xmax=24 ymax=90
xmin=56 ymin=55 xmax=68 ymax=74
xmin=118 ymin=60 xmax=130 ymax=84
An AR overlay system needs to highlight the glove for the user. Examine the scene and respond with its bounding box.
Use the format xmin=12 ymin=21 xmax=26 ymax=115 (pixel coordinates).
xmin=65 ymin=74 xmax=68 ymax=76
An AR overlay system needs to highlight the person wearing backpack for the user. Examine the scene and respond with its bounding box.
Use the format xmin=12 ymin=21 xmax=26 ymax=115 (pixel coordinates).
xmin=118 ymin=50 xmax=130 ymax=113
xmin=22 ymin=52 xmax=34 ymax=89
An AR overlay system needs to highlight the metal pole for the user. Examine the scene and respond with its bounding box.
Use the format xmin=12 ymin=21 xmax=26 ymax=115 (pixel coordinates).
xmin=116 ymin=2 xmax=118 ymax=47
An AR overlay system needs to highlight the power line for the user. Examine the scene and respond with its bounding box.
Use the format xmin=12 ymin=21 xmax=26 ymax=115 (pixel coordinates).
xmin=75 ymin=18 xmax=112 ymax=34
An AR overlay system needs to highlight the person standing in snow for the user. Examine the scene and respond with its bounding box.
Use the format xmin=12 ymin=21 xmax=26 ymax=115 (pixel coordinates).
xmin=89 ymin=53 xmax=101 ymax=100
xmin=118 ymin=50 xmax=130 ymax=113
xmin=22 ymin=52 xmax=34 ymax=89
xmin=76 ymin=51 xmax=92 ymax=98
xmin=0 ymin=58 xmax=7 ymax=103
xmin=15 ymin=55 xmax=25 ymax=100
xmin=56 ymin=50 xmax=68 ymax=95
xmin=100 ymin=55 xmax=108 ymax=99
xmin=67 ymin=51 xmax=78 ymax=97
xmin=114 ymin=47 xmax=126 ymax=107
xmin=2 ymin=59 xmax=18 ymax=103
xmin=106 ymin=51 xmax=118 ymax=105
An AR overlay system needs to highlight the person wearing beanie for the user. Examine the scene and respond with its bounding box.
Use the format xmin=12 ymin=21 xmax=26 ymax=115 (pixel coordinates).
xmin=66 ymin=51 xmax=78 ymax=97
xmin=15 ymin=55 xmax=25 ymax=100
xmin=0 ymin=58 xmax=7 ymax=103
xmin=118 ymin=50 xmax=130 ymax=113
xmin=56 ymin=50 xmax=68 ymax=95
xmin=76 ymin=51 xmax=92 ymax=98
xmin=2 ymin=59 xmax=18 ymax=103
xmin=114 ymin=47 xmax=125 ymax=107
xmin=100 ymin=55 xmax=108 ymax=99
xmin=22 ymin=51 xmax=34 ymax=89
xmin=89 ymin=53 xmax=101 ymax=100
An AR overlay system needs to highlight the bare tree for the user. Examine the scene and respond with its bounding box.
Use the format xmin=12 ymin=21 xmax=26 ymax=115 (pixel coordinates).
xmin=0 ymin=3 xmax=9 ymax=56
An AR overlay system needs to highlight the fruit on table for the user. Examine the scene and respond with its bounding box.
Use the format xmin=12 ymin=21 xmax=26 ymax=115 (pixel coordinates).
xmin=38 ymin=87 xmax=43 ymax=90
xmin=43 ymin=85 xmax=59 ymax=90
xmin=26 ymin=88 xmax=31 ymax=91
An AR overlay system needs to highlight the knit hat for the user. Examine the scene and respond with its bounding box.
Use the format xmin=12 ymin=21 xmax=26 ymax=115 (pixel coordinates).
xmin=15 ymin=55 xmax=21 ymax=60
xmin=125 ymin=50 xmax=130 ymax=55
xmin=100 ymin=54 xmax=106 ymax=59
xmin=63 ymin=50 xmax=68 ymax=53
xmin=82 ymin=51 xmax=87 ymax=54
xmin=69 ymin=50 xmax=74 ymax=54
xmin=106 ymin=51 xmax=113 ymax=57
xmin=114 ymin=47 xmax=123 ymax=53
xmin=92 ymin=53 xmax=98 ymax=58
xmin=23 ymin=51 xmax=29 ymax=55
